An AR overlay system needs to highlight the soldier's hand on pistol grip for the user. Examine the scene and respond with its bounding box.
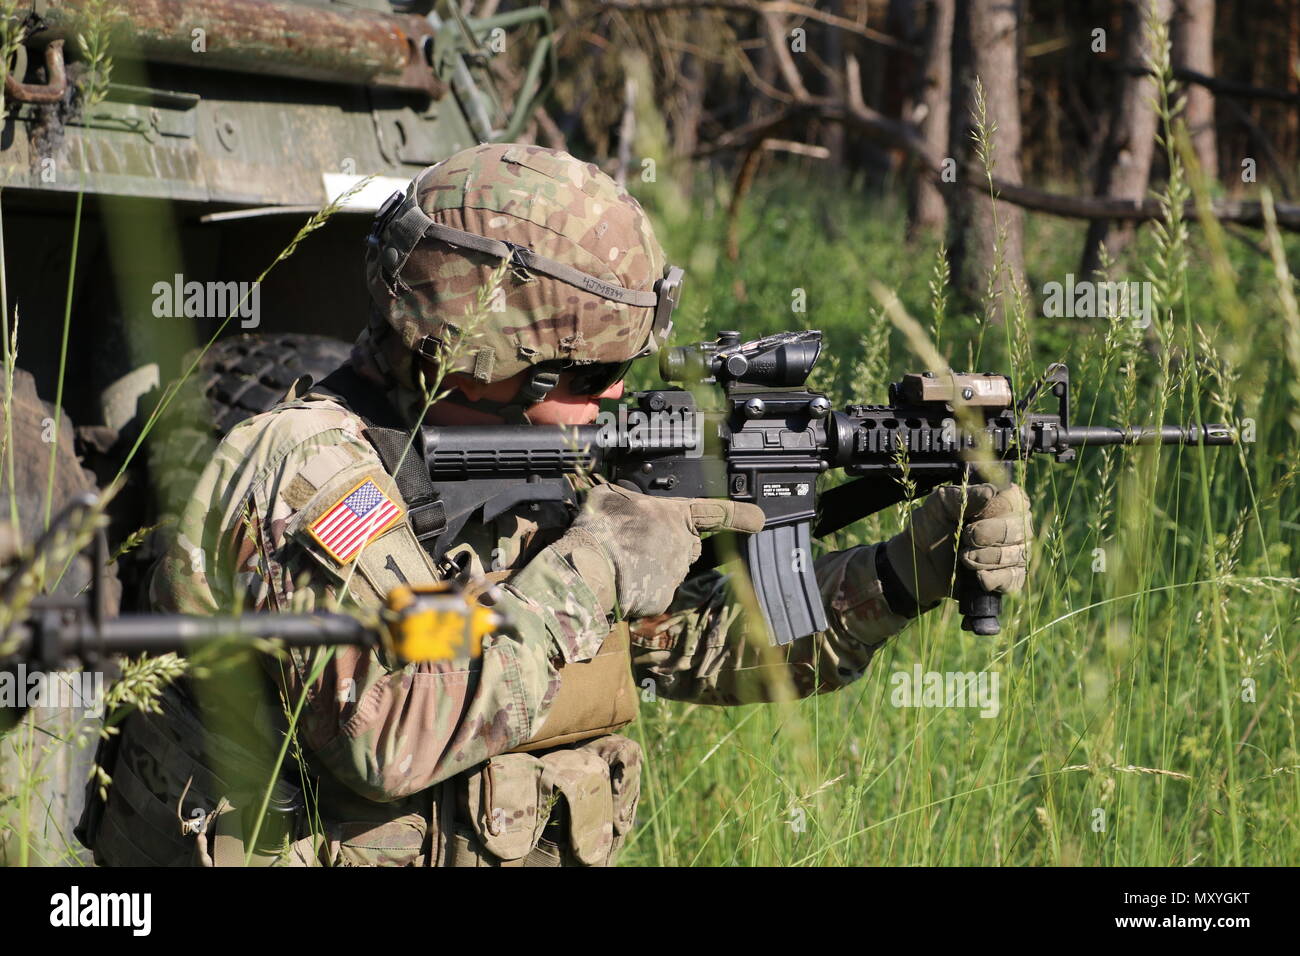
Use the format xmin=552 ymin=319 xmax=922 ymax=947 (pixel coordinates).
xmin=884 ymin=482 xmax=1033 ymax=612
xmin=558 ymin=482 xmax=766 ymax=618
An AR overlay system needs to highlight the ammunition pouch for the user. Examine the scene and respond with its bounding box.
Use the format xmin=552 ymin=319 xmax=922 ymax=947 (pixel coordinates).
xmin=446 ymin=734 xmax=642 ymax=867
xmin=300 ymin=622 xmax=641 ymax=867
xmin=313 ymin=792 xmax=438 ymax=867
xmin=444 ymin=617 xmax=642 ymax=867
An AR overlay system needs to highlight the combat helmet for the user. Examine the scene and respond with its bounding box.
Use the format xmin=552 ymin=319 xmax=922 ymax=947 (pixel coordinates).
xmin=361 ymin=143 xmax=682 ymax=422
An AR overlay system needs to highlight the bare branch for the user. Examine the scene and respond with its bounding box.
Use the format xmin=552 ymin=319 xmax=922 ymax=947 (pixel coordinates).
xmin=761 ymin=9 xmax=810 ymax=101
xmin=1116 ymin=61 xmax=1300 ymax=105
xmin=587 ymin=0 xmax=917 ymax=54
xmin=699 ymin=99 xmax=1300 ymax=231
xmin=763 ymin=139 xmax=830 ymax=158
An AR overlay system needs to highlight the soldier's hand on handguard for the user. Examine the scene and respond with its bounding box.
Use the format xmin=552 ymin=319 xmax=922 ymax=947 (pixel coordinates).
xmin=557 ymin=482 xmax=766 ymax=618
xmin=882 ymin=482 xmax=1033 ymax=614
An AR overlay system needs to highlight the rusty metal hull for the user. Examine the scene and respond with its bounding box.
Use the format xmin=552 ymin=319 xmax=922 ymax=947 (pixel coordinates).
xmin=0 ymin=77 xmax=475 ymax=207
xmin=35 ymin=0 xmax=442 ymax=94
xmin=0 ymin=0 xmax=554 ymax=207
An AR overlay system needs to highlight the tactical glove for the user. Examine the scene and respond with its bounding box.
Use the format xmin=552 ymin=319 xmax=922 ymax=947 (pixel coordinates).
xmin=556 ymin=482 xmax=766 ymax=618
xmin=882 ymin=482 xmax=1033 ymax=615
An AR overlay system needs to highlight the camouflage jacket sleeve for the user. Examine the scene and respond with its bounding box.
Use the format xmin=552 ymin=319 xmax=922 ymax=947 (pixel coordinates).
xmin=629 ymin=544 xmax=912 ymax=704
xmin=149 ymin=397 xmax=607 ymax=802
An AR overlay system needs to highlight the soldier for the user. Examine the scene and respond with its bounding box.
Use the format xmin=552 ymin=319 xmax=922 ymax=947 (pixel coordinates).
xmin=79 ymin=143 xmax=1032 ymax=867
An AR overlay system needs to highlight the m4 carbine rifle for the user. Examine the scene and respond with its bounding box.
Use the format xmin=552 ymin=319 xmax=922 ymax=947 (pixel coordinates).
xmin=414 ymin=330 xmax=1234 ymax=645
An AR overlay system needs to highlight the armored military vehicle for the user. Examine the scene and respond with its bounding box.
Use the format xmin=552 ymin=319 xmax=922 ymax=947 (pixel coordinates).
xmin=0 ymin=0 xmax=553 ymax=863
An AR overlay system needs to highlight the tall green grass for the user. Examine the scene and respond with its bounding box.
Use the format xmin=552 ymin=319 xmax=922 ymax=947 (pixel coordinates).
xmin=619 ymin=106 xmax=1299 ymax=868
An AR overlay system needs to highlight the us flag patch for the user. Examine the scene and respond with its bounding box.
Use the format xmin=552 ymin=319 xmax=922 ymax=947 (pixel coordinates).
xmin=307 ymin=478 xmax=403 ymax=563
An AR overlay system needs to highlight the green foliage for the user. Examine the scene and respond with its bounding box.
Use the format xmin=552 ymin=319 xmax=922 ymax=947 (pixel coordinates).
xmin=620 ymin=161 xmax=1300 ymax=866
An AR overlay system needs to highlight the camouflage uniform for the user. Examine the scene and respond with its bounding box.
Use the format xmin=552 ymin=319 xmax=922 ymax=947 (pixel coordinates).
xmin=129 ymin=387 xmax=909 ymax=865
xmin=82 ymin=144 xmax=1026 ymax=866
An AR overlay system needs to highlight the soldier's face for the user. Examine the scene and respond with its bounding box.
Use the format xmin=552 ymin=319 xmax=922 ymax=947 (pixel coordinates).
xmin=423 ymin=368 xmax=623 ymax=426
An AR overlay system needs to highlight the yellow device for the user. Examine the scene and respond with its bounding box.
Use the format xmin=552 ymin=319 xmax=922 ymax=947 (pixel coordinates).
xmin=383 ymin=582 xmax=499 ymax=664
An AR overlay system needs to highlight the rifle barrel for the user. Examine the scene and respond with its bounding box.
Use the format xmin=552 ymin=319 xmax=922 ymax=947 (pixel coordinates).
xmin=94 ymin=614 xmax=372 ymax=655
xmin=10 ymin=612 xmax=374 ymax=663
xmin=1064 ymin=424 xmax=1235 ymax=446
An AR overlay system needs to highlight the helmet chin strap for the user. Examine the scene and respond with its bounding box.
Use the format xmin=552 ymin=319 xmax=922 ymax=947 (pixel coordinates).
xmin=435 ymin=366 xmax=562 ymax=424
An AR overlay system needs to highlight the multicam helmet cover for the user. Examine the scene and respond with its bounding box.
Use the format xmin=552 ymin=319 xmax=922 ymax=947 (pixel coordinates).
xmin=361 ymin=143 xmax=679 ymax=412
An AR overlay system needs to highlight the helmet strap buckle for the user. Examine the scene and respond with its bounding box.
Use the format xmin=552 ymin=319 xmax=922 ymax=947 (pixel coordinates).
xmin=502 ymin=240 xmax=534 ymax=283
xmin=517 ymin=366 xmax=560 ymax=404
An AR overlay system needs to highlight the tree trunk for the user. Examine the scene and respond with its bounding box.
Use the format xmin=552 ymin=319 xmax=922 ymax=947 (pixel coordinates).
xmin=1081 ymin=0 xmax=1174 ymax=277
xmin=911 ymin=0 xmax=954 ymax=234
xmin=823 ymin=0 xmax=846 ymax=165
xmin=1172 ymin=0 xmax=1218 ymax=177
xmin=948 ymin=0 xmax=1025 ymax=312
xmin=1287 ymin=0 xmax=1299 ymax=164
